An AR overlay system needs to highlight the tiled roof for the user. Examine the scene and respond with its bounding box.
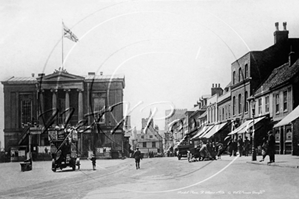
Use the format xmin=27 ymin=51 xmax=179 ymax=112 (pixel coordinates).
xmin=255 ymin=59 xmax=299 ymax=96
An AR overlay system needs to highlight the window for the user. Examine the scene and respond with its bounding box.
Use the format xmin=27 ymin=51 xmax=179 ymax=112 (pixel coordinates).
xmin=239 ymin=68 xmax=242 ymax=82
xmin=141 ymin=135 xmax=144 ymax=139
xmin=283 ymin=91 xmax=288 ymax=111
xmin=152 ymin=142 xmax=156 ymax=148
xmin=245 ymin=64 xmax=248 ymax=78
xmin=143 ymin=142 xmax=146 ymax=147
xmin=21 ymin=98 xmax=32 ymax=125
xmin=233 ymin=96 xmax=236 ymax=115
xmin=244 ymin=91 xmax=248 ymax=112
xmin=238 ymin=94 xmax=242 ymax=114
xmin=149 ymin=135 xmax=153 ymax=139
xmin=265 ymin=96 xmax=270 ymax=113
xmin=222 ymin=108 xmax=225 ymax=121
xmin=92 ymin=92 xmax=106 ymax=123
xmin=233 ymin=71 xmax=236 ymax=84
xmin=275 ymin=94 xmax=280 ymax=113
xmin=258 ymin=98 xmax=262 ymax=114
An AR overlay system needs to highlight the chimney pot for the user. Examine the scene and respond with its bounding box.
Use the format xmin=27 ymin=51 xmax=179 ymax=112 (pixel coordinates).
xmin=215 ymin=83 xmax=217 ymax=88
xmin=275 ymin=22 xmax=279 ymax=30
xmin=218 ymin=83 xmax=220 ymax=88
xmin=32 ymin=73 xmax=35 ymax=77
xmin=283 ymin=22 xmax=287 ymax=30
xmin=212 ymin=84 xmax=214 ymax=88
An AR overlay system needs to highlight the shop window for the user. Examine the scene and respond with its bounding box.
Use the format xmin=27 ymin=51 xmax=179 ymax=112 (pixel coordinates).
xmin=275 ymin=130 xmax=280 ymax=141
xmin=286 ymin=129 xmax=292 ymax=141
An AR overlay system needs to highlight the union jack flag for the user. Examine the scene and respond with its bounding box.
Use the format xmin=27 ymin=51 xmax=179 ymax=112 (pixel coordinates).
xmin=63 ymin=22 xmax=79 ymax=42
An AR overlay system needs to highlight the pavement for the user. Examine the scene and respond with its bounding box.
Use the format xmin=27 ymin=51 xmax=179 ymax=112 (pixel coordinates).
xmin=223 ymin=154 xmax=300 ymax=168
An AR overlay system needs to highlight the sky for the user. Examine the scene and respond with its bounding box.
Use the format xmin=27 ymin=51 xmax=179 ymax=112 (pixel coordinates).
xmin=0 ymin=0 xmax=299 ymax=148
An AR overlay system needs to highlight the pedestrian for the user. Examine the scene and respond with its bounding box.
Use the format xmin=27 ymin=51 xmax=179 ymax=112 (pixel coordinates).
xmin=259 ymin=136 xmax=269 ymax=162
xmin=230 ymin=139 xmax=237 ymax=156
xmin=216 ymin=142 xmax=223 ymax=159
xmin=133 ymin=148 xmax=142 ymax=169
xmin=267 ymin=131 xmax=275 ymax=163
xmin=89 ymin=154 xmax=96 ymax=170
xmin=237 ymin=136 xmax=244 ymax=157
xmin=244 ymin=137 xmax=250 ymax=156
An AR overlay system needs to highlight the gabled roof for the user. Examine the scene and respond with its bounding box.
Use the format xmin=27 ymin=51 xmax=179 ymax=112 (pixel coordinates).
xmin=255 ymin=59 xmax=299 ymax=96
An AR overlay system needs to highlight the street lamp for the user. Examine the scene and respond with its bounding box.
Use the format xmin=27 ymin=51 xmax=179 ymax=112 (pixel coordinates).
xmin=248 ymin=95 xmax=256 ymax=161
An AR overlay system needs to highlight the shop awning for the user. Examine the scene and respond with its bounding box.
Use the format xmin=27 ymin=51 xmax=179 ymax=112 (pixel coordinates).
xmin=191 ymin=125 xmax=214 ymax=140
xmin=228 ymin=116 xmax=265 ymax=135
xmin=274 ymin=106 xmax=299 ymax=128
xmin=202 ymin=122 xmax=228 ymax=138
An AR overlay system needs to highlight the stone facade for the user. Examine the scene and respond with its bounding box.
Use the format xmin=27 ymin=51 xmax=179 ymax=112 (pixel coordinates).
xmin=2 ymin=70 xmax=125 ymax=160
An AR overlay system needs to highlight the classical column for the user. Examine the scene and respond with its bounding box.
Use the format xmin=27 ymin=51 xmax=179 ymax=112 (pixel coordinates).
xmin=39 ymin=90 xmax=45 ymax=115
xmin=65 ymin=89 xmax=70 ymax=110
xmin=51 ymin=89 xmax=57 ymax=114
xmin=78 ymin=89 xmax=83 ymax=121
xmin=77 ymin=89 xmax=84 ymax=156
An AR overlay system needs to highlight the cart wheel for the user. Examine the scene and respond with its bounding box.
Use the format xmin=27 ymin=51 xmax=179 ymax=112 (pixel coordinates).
xmin=52 ymin=159 xmax=56 ymax=172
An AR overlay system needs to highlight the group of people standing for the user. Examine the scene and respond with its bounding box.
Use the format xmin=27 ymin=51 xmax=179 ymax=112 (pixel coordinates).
xmin=229 ymin=136 xmax=251 ymax=157
xmin=260 ymin=131 xmax=276 ymax=163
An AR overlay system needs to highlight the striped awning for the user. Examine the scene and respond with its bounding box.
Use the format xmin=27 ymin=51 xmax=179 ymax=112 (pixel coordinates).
xmin=202 ymin=122 xmax=228 ymax=138
xmin=228 ymin=116 xmax=265 ymax=135
xmin=274 ymin=106 xmax=299 ymax=128
xmin=191 ymin=125 xmax=214 ymax=140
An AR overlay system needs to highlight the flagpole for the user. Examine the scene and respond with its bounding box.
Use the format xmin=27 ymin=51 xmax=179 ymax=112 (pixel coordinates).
xmin=62 ymin=20 xmax=64 ymax=70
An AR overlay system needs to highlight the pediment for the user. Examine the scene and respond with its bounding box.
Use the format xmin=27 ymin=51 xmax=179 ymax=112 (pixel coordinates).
xmin=38 ymin=70 xmax=85 ymax=82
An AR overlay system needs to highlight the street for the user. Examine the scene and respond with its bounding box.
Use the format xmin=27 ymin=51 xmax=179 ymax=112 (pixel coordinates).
xmin=0 ymin=156 xmax=298 ymax=199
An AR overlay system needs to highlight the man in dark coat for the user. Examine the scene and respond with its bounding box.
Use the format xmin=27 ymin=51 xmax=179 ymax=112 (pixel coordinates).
xmin=268 ymin=131 xmax=275 ymax=163
xmin=133 ymin=148 xmax=142 ymax=169
xmin=237 ymin=136 xmax=244 ymax=157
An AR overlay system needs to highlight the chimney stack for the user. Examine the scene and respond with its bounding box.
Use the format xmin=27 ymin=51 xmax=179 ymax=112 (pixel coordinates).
xmin=274 ymin=22 xmax=289 ymax=44
xmin=211 ymin=83 xmax=223 ymax=96
xmin=100 ymin=72 xmax=103 ymax=75
xmin=31 ymin=73 xmax=35 ymax=77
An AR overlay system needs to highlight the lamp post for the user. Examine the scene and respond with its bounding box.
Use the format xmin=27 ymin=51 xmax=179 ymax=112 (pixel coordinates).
xmin=248 ymin=95 xmax=257 ymax=161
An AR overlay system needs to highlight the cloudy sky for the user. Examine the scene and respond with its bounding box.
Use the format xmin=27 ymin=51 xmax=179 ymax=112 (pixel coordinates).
xmin=0 ymin=0 xmax=298 ymax=148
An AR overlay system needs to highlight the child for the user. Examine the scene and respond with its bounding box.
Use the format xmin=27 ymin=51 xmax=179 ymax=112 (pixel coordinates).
xmin=90 ymin=154 xmax=96 ymax=170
